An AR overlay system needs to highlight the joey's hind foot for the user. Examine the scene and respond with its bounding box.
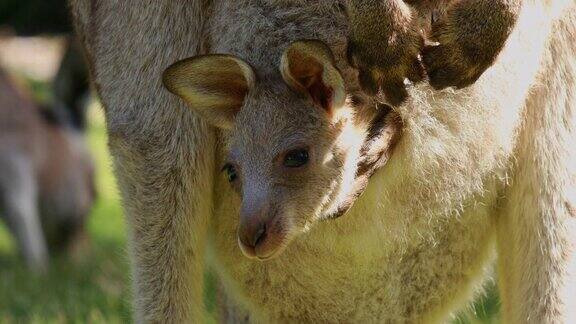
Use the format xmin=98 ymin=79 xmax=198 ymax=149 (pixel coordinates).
xmin=422 ymin=1 xmax=520 ymax=90
xmin=422 ymin=26 xmax=490 ymax=90
xmin=346 ymin=1 xmax=425 ymax=106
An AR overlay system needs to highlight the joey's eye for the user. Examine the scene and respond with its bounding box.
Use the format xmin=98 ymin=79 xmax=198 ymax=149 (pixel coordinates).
xmin=223 ymin=164 xmax=238 ymax=182
xmin=283 ymin=149 xmax=309 ymax=168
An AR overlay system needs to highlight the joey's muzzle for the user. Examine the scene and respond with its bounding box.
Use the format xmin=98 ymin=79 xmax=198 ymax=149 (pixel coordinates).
xmin=238 ymin=212 xmax=267 ymax=257
xmin=237 ymin=201 xmax=287 ymax=260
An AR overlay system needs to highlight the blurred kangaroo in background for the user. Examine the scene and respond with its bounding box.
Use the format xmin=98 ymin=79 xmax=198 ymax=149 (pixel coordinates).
xmin=0 ymin=70 xmax=95 ymax=272
xmin=0 ymin=0 xmax=93 ymax=272
xmin=70 ymin=0 xmax=575 ymax=322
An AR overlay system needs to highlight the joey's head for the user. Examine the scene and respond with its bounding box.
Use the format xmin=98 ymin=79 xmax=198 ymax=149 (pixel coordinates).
xmin=163 ymin=40 xmax=397 ymax=260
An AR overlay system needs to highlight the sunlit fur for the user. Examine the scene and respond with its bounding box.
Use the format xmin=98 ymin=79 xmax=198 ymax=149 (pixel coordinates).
xmin=70 ymin=0 xmax=575 ymax=322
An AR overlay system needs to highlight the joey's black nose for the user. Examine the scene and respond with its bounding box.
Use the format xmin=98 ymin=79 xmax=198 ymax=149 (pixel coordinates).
xmin=240 ymin=221 xmax=267 ymax=249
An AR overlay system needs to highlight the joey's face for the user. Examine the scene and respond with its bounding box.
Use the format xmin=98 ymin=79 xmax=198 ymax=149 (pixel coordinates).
xmin=223 ymin=85 xmax=356 ymax=259
xmin=164 ymin=40 xmax=381 ymax=260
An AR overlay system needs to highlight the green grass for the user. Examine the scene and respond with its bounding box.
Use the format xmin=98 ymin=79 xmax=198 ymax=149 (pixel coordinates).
xmin=0 ymin=101 xmax=500 ymax=323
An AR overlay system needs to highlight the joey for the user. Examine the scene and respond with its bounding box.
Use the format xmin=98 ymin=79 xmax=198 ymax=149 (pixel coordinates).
xmin=164 ymin=40 xmax=400 ymax=259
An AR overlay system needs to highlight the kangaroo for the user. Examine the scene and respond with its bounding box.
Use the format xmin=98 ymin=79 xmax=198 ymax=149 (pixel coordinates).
xmin=346 ymin=0 xmax=523 ymax=105
xmin=69 ymin=0 xmax=575 ymax=322
xmin=0 ymin=69 xmax=95 ymax=272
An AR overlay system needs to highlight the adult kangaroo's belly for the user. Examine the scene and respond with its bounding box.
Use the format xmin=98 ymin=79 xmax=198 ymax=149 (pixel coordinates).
xmin=209 ymin=174 xmax=498 ymax=323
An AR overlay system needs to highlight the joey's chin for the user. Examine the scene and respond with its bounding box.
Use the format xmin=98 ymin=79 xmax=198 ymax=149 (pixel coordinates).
xmin=238 ymin=236 xmax=291 ymax=261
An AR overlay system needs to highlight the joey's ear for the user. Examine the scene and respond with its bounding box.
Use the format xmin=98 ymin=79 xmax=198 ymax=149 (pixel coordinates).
xmin=280 ymin=40 xmax=345 ymax=113
xmin=163 ymin=54 xmax=255 ymax=129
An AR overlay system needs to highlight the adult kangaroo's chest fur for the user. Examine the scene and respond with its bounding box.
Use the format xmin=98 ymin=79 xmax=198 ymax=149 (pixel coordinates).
xmin=210 ymin=174 xmax=498 ymax=322
xmin=204 ymin=0 xmax=555 ymax=322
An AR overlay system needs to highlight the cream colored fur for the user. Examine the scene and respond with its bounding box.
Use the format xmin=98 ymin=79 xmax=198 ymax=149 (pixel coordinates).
xmin=69 ymin=0 xmax=575 ymax=322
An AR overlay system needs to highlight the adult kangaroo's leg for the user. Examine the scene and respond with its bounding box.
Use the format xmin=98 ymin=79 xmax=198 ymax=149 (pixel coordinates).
xmin=496 ymin=5 xmax=576 ymax=323
xmin=69 ymin=1 xmax=214 ymax=322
